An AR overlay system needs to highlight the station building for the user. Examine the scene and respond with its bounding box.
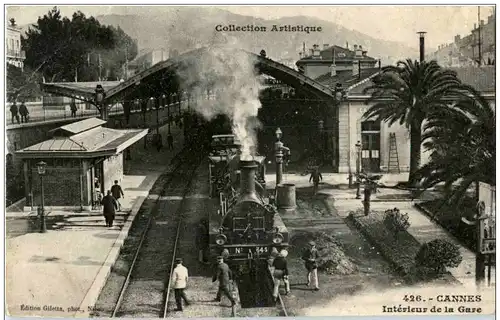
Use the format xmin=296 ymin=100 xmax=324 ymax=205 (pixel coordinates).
xmin=16 ymin=118 xmax=148 ymax=211
xmin=295 ymin=43 xmax=495 ymax=173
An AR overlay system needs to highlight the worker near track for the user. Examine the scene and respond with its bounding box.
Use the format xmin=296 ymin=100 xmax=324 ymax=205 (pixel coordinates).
xmin=171 ymin=258 xmax=191 ymax=311
xmin=195 ymin=218 xmax=209 ymax=264
xmin=272 ymin=249 xmax=291 ymax=301
xmin=212 ymin=256 xmax=236 ymax=307
xmin=309 ymin=167 xmax=323 ymax=196
xmin=301 ymin=241 xmax=319 ymax=291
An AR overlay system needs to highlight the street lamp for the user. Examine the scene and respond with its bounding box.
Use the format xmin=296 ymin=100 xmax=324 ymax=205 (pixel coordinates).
xmin=355 ymin=141 xmax=362 ymax=199
xmin=37 ymin=161 xmax=47 ymax=233
xmin=95 ymin=84 xmax=106 ymax=121
xmin=275 ymin=127 xmax=284 ymax=186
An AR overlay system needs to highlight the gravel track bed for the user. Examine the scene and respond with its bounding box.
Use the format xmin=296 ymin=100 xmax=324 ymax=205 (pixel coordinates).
xmin=91 ymin=149 xmax=201 ymax=318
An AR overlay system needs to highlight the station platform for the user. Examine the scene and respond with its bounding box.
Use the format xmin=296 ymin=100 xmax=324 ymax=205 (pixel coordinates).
xmin=6 ymin=125 xmax=184 ymax=317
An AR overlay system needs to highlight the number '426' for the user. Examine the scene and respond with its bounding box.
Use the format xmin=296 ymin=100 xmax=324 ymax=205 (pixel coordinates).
xmin=403 ymin=295 xmax=422 ymax=302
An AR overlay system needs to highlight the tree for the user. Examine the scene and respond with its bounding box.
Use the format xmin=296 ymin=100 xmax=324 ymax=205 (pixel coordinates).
xmin=362 ymin=59 xmax=468 ymax=186
xmin=417 ymin=87 xmax=495 ymax=204
xmin=22 ymin=7 xmax=138 ymax=83
xmin=6 ymin=64 xmax=43 ymax=102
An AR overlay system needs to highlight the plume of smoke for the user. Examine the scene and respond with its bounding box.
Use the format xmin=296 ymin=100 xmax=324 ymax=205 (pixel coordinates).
xmin=177 ymin=40 xmax=263 ymax=160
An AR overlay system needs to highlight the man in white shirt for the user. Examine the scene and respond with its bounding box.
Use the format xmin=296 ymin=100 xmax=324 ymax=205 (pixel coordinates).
xmin=171 ymin=258 xmax=191 ymax=311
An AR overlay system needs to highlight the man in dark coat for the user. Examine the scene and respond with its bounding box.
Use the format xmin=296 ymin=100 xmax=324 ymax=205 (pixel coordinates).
xmin=212 ymin=256 xmax=236 ymax=306
xmin=110 ymin=180 xmax=124 ymax=211
xmin=309 ymin=167 xmax=323 ymax=196
xmin=10 ymin=102 xmax=19 ymax=124
xmin=167 ymin=133 xmax=174 ymax=150
xmin=19 ymin=101 xmax=29 ymax=123
xmin=101 ymin=190 xmax=118 ymax=227
xmin=70 ymin=100 xmax=78 ymax=117
xmin=196 ymin=218 xmax=209 ymax=264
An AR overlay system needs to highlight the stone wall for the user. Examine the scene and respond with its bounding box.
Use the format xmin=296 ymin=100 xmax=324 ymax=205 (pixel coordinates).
xmin=30 ymin=166 xmax=82 ymax=208
xmin=102 ymin=153 xmax=124 ymax=193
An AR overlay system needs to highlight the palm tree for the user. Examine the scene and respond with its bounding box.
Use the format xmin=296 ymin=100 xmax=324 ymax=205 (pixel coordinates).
xmin=417 ymin=87 xmax=495 ymax=204
xmin=362 ymin=59 xmax=468 ymax=186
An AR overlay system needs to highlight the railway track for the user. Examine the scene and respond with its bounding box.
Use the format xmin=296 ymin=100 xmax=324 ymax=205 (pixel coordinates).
xmin=110 ymin=147 xmax=203 ymax=318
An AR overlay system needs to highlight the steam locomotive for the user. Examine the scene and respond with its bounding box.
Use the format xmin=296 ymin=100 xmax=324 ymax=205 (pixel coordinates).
xmin=208 ymin=153 xmax=289 ymax=275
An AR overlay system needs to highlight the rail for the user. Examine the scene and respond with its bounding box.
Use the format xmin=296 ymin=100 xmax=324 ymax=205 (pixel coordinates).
xmin=109 ymin=147 xmax=193 ymax=317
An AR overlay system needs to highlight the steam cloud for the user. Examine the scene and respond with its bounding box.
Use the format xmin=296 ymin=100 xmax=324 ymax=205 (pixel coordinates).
xmin=177 ymin=40 xmax=263 ymax=160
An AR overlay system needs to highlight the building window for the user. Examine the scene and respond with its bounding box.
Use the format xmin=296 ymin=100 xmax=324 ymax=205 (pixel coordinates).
xmin=16 ymin=40 xmax=19 ymax=50
xmin=361 ymin=120 xmax=381 ymax=132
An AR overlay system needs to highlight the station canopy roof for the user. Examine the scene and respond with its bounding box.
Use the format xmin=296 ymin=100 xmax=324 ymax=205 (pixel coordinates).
xmin=17 ymin=117 xmax=148 ymax=159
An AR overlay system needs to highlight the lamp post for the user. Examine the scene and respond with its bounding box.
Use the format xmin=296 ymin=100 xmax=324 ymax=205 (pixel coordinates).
xmin=37 ymin=161 xmax=47 ymax=233
xmin=95 ymin=84 xmax=106 ymax=121
xmin=275 ymin=127 xmax=284 ymax=186
xmin=355 ymin=141 xmax=362 ymax=199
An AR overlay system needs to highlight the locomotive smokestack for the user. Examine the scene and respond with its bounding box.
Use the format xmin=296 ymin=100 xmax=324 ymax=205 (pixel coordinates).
xmin=239 ymin=160 xmax=257 ymax=197
xmin=417 ymin=31 xmax=426 ymax=62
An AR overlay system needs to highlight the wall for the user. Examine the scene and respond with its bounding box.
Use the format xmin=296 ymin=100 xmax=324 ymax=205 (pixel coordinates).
xmin=102 ymin=153 xmax=124 ymax=193
xmin=338 ymin=100 xmax=411 ymax=173
xmin=30 ymin=165 xmax=82 ymax=208
xmin=479 ymin=182 xmax=496 ymax=217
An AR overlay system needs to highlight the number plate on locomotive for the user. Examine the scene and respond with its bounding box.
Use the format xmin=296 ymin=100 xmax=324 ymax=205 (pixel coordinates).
xmin=228 ymin=246 xmax=269 ymax=254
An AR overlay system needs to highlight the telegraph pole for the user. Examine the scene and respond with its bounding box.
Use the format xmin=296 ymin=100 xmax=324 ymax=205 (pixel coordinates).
xmin=478 ymin=6 xmax=482 ymax=66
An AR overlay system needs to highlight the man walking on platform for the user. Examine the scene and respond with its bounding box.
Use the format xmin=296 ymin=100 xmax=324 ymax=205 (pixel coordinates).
xmin=101 ymin=190 xmax=118 ymax=227
xmin=171 ymin=258 xmax=191 ymax=311
xmin=212 ymin=256 xmax=236 ymax=307
xmin=111 ymin=180 xmax=124 ymax=211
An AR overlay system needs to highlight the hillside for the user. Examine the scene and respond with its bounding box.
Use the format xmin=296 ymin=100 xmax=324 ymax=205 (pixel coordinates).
xmin=94 ymin=7 xmax=418 ymax=65
xmin=19 ymin=7 xmax=419 ymax=66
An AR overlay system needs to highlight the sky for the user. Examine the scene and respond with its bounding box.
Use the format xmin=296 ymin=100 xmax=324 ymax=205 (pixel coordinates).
xmin=5 ymin=5 xmax=495 ymax=49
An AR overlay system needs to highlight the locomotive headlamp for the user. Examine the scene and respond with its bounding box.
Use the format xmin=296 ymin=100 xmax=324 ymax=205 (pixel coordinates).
xmin=215 ymin=234 xmax=227 ymax=246
xmin=272 ymin=232 xmax=284 ymax=244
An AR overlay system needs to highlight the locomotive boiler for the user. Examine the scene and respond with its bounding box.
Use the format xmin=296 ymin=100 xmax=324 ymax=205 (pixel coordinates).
xmin=209 ymin=158 xmax=289 ymax=275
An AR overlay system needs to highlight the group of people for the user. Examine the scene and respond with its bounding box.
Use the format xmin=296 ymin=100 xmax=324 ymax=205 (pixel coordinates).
xmin=9 ymin=101 xmax=29 ymax=124
xmin=97 ymin=180 xmax=125 ymax=228
xmin=270 ymin=240 xmax=320 ymax=301
xmin=171 ymin=255 xmax=236 ymax=312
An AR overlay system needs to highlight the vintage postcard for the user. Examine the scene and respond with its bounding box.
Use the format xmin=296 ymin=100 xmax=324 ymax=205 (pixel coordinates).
xmin=5 ymin=4 xmax=496 ymax=318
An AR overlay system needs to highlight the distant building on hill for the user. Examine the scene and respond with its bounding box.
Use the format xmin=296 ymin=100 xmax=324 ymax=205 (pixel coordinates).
xmin=427 ymin=11 xmax=495 ymax=67
xmin=6 ymin=18 xmax=26 ymax=70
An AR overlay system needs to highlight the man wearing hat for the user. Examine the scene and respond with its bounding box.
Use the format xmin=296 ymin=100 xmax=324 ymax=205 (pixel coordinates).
xmin=212 ymin=256 xmax=236 ymax=306
xmin=272 ymin=249 xmax=291 ymax=301
xmin=171 ymin=258 xmax=191 ymax=311
xmin=301 ymin=241 xmax=319 ymax=291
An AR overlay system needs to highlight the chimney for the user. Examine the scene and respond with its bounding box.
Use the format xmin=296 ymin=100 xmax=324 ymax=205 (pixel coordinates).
xmin=474 ymin=23 xmax=477 ymax=29
xmin=330 ymin=63 xmax=337 ymax=76
xmin=454 ymin=34 xmax=461 ymax=43
xmin=323 ymin=44 xmax=329 ymax=49
xmin=239 ymin=160 xmax=259 ymax=202
xmin=378 ymin=59 xmax=381 ymax=69
xmin=355 ymin=45 xmax=363 ymax=57
xmin=417 ymin=31 xmax=426 ymax=62
xmin=313 ymin=44 xmax=321 ymax=57
xmin=352 ymin=60 xmax=359 ymax=77
xmin=481 ymin=19 xmax=484 ymax=25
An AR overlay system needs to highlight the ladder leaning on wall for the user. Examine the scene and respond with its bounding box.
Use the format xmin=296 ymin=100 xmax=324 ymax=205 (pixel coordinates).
xmin=387 ymin=132 xmax=401 ymax=173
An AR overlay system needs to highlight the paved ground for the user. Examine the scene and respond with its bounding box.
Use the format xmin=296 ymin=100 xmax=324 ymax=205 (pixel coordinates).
xmin=5 ymin=125 xmax=184 ymax=317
